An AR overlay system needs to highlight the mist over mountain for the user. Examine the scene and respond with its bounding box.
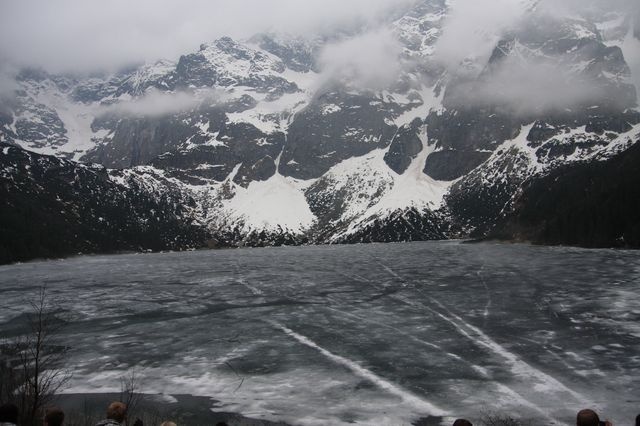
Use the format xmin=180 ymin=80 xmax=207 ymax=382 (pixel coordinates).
xmin=1 ymin=0 xmax=639 ymax=262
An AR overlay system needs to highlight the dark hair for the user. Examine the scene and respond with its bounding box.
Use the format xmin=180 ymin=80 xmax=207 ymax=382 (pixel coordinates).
xmin=453 ymin=420 xmax=473 ymax=426
xmin=635 ymin=413 xmax=639 ymax=426
xmin=0 ymin=403 xmax=19 ymax=423
xmin=45 ymin=407 xmax=65 ymax=426
xmin=106 ymin=402 xmax=127 ymax=423
xmin=577 ymin=409 xmax=600 ymax=426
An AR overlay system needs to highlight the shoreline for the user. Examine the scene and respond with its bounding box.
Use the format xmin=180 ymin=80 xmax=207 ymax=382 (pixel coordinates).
xmin=53 ymin=393 xmax=291 ymax=426
xmin=52 ymin=393 xmax=445 ymax=426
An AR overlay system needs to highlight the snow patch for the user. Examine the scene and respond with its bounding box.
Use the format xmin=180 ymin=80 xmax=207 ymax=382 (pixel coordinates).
xmin=226 ymin=87 xmax=311 ymax=134
xmin=220 ymin=173 xmax=316 ymax=234
xmin=321 ymin=104 xmax=342 ymax=115
xmin=394 ymin=85 xmax=443 ymax=126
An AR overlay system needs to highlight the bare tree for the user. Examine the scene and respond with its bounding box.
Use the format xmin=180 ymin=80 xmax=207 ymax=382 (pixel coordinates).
xmin=120 ymin=368 xmax=143 ymax=425
xmin=2 ymin=286 xmax=72 ymax=425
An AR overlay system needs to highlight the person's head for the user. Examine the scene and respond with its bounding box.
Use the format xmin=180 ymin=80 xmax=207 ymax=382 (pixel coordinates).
xmin=576 ymin=409 xmax=600 ymax=426
xmin=453 ymin=420 xmax=473 ymax=426
xmin=160 ymin=422 xmax=177 ymax=426
xmin=0 ymin=403 xmax=19 ymax=423
xmin=44 ymin=407 xmax=64 ymax=426
xmin=635 ymin=413 xmax=639 ymax=426
xmin=106 ymin=402 xmax=127 ymax=423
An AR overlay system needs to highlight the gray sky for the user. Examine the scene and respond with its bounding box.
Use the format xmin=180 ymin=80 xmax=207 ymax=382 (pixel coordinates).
xmin=0 ymin=0 xmax=411 ymax=73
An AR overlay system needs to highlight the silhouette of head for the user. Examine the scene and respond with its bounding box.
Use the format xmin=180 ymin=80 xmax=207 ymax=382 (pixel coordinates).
xmin=577 ymin=409 xmax=600 ymax=426
xmin=44 ymin=407 xmax=65 ymax=426
xmin=107 ymin=402 xmax=127 ymax=423
xmin=0 ymin=403 xmax=19 ymax=423
xmin=453 ymin=420 xmax=473 ymax=426
xmin=636 ymin=413 xmax=639 ymax=426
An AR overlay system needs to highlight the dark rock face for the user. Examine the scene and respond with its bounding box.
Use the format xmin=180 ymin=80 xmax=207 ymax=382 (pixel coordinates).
xmin=175 ymin=51 xmax=218 ymax=88
xmin=490 ymin=140 xmax=640 ymax=248
xmin=151 ymin=147 xmax=237 ymax=182
xmin=425 ymin=109 xmax=521 ymax=152
xmin=424 ymin=150 xmax=491 ymax=182
xmin=12 ymin=94 xmax=69 ymax=153
xmin=16 ymin=107 xmax=65 ymax=141
xmin=83 ymin=95 xmax=287 ymax=186
xmin=252 ymin=34 xmax=318 ymax=73
xmin=422 ymin=109 xmax=518 ymax=180
xmin=0 ymin=144 xmax=208 ymax=264
xmin=585 ymin=111 xmax=639 ymax=134
xmin=180 ymin=38 xmax=299 ymax=96
xmin=384 ymin=120 xmax=423 ymax=174
xmin=71 ymin=72 xmax=139 ymax=103
xmin=280 ymin=92 xmax=397 ymax=179
xmin=527 ymin=121 xmax=563 ymax=144
xmin=534 ymin=137 xmax=608 ymax=163
xmin=233 ymin=155 xmax=277 ymax=186
xmin=85 ymin=115 xmax=196 ymax=168
xmin=149 ymin=123 xmax=285 ymax=187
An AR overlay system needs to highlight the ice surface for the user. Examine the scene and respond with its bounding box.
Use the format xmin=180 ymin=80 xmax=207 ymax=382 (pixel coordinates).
xmin=0 ymin=242 xmax=638 ymax=425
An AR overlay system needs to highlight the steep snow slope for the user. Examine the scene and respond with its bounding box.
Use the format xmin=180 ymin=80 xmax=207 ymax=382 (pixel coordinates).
xmin=315 ymin=126 xmax=452 ymax=240
xmin=215 ymin=160 xmax=316 ymax=234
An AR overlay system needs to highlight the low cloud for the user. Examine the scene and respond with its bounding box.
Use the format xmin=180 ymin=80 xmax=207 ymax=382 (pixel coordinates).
xmin=433 ymin=0 xmax=531 ymax=74
xmin=318 ymin=30 xmax=403 ymax=90
xmin=434 ymin=0 xmax=639 ymax=72
xmin=0 ymin=64 xmax=17 ymax=98
xmin=435 ymin=0 xmax=640 ymax=112
xmin=537 ymin=0 xmax=639 ymax=19
xmin=0 ymin=0 xmax=411 ymax=74
xmin=623 ymin=34 xmax=640 ymax=94
xmin=99 ymin=89 xmax=224 ymax=118
xmin=446 ymin=55 xmax=625 ymax=115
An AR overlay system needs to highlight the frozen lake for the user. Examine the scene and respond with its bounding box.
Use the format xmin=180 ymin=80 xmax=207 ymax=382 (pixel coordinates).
xmin=1 ymin=242 xmax=639 ymax=425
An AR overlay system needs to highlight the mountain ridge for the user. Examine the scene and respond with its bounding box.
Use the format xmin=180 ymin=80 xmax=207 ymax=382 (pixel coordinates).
xmin=1 ymin=0 xmax=639 ymax=262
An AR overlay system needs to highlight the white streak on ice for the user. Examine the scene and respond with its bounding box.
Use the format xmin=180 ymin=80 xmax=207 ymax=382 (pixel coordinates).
xmin=429 ymin=297 xmax=585 ymax=402
xmin=374 ymin=260 xmax=588 ymax=425
xmin=478 ymin=266 xmax=492 ymax=320
xmin=272 ymin=322 xmax=447 ymax=417
xmin=326 ymin=306 xmax=466 ymax=363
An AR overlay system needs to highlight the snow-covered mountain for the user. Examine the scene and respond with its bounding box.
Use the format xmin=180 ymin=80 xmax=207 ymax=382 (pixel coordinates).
xmin=1 ymin=0 xmax=639 ymax=260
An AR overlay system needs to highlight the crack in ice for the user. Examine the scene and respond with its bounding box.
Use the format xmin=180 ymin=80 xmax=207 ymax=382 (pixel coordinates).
xmin=478 ymin=265 xmax=492 ymax=321
xmin=270 ymin=321 xmax=448 ymax=417
xmin=374 ymin=260 xmax=590 ymax=425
